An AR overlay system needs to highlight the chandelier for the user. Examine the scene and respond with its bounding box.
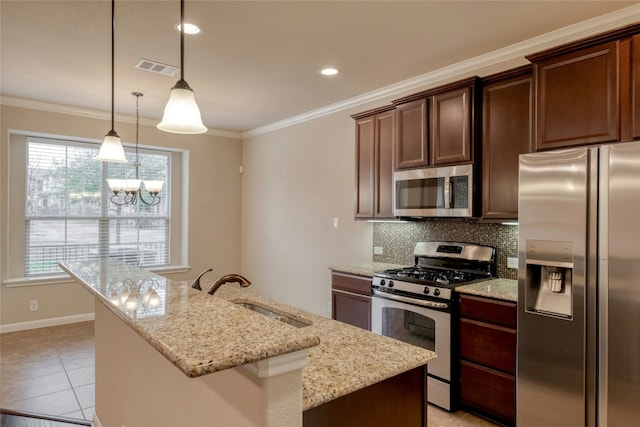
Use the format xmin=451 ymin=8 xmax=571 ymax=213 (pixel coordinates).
xmin=106 ymin=92 xmax=164 ymax=206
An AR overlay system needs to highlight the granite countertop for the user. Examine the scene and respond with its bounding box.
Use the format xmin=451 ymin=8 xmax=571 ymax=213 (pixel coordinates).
xmin=456 ymin=278 xmax=518 ymax=302
xmin=61 ymin=260 xmax=436 ymax=411
xmin=60 ymin=260 xmax=320 ymax=378
xmin=329 ymin=262 xmax=405 ymax=278
xmin=212 ymin=285 xmax=436 ymax=410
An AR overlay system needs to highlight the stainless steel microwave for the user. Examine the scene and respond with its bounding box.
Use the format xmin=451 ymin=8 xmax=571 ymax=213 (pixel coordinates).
xmin=393 ymin=164 xmax=474 ymax=217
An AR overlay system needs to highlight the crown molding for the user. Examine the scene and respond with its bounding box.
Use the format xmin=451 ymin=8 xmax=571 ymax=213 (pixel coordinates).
xmin=0 ymin=96 xmax=242 ymax=140
xmin=243 ymin=4 xmax=640 ymax=139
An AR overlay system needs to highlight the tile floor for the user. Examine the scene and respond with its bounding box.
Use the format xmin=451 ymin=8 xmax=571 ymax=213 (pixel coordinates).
xmin=0 ymin=322 xmax=94 ymax=422
xmin=0 ymin=321 xmax=498 ymax=426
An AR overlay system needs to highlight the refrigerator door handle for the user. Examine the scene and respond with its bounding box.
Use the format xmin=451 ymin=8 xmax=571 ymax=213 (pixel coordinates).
xmin=598 ymin=259 xmax=608 ymax=427
xmin=598 ymin=145 xmax=610 ymax=427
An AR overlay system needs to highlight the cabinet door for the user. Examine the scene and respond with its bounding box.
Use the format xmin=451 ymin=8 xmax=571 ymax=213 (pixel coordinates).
xmin=375 ymin=110 xmax=395 ymax=218
xmin=395 ymin=98 xmax=428 ymax=169
xmin=482 ymin=71 xmax=533 ymax=219
xmin=332 ymin=290 xmax=371 ymax=331
xmin=431 ymin=87 xmax=472 ymax=165
xmin=354 ymin=116 xmax=375 ymax=218
xmin=535 ymin=41 xmax=619 ymax=150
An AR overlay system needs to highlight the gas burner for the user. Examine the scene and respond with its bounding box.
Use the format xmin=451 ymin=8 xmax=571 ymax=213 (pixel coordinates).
xmin=373 ymin=242 xmax=496 ymax=299
xmin=381 ymin=266 xmax=483 ymax=287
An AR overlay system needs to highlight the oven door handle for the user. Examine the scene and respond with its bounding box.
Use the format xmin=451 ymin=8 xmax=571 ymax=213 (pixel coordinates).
xmin=373 ymin=289 xmax=449 ymax=309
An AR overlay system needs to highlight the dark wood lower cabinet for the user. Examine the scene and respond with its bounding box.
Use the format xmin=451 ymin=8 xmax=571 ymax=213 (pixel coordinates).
xmin=303 ymin=366 xmax=427 ymax=427
xmin=331 ymin=289 xmax=371 ymax=330
xmin=331 ymin=272 xmax=372 ymax=331
xmin=458 ymin=294 xmax=517 ymax=426
xmin=460 ymin=361 xmax=515 ymax=424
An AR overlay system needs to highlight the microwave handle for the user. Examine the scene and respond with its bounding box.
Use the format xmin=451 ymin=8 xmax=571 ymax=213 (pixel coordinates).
xmin=449 ymin=177 xmax=455 ymax=208
xmin=443 ymin=176 xmax=451 ymax=208
xmin=443 ymin=177 xmax=454 ymax=208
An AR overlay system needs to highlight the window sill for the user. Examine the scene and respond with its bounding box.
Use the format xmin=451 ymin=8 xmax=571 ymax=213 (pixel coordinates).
xmin=3 ymin=265 xmax=192 ymax=288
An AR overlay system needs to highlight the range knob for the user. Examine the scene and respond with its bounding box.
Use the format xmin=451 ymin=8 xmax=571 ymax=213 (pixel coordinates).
xmin=423 ymin=287 xmax=430 ymax=295
xmin=380 ymin=279 xmax=386 ymax=286
xmin=388 ymin=280 xmax=394 ymax=288
xmin=434 ymin=288 xmax=441 ymax=296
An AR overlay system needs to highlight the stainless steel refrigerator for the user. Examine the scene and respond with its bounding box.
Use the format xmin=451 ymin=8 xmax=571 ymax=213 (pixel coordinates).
xmin=517 ymin=140 xmax=640 ymax=427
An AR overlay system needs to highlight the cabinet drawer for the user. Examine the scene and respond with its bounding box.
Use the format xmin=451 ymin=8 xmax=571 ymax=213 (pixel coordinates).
xmin=331 ymin=273 xmax=372 ymax=296
xmin=460 ymin=318 xmax=516 ymax=374
xmin=459 ymin=294 xmax=516 ymax=328
xmin=332 ymin=290 xmax=371 ymax=331
xmin=460 ymin=360 xmax=515 ymax=424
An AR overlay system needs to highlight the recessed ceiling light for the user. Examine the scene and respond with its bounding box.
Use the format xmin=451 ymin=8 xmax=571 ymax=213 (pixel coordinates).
xmin=176 ymin=23 xmax=202 ymax=35
xmin=320 ymin=68 xmax=339 ymax=76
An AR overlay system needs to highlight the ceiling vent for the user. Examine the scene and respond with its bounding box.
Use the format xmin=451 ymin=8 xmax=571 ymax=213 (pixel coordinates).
xmin=135 ymin=59 xmax=179 ymax=77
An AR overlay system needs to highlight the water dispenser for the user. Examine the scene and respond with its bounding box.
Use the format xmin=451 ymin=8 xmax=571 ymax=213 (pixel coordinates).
xmin=524 ymin=240 xmax=573 ymax=319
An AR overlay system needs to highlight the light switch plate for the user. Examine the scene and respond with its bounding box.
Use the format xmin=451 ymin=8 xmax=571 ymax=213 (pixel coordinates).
xmin=507 ymin=257 xmax=518 ymax=269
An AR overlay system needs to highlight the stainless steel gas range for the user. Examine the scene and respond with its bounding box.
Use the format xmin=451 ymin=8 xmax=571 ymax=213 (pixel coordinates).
xmin=371 ymin=241 xmax=496 ymax=410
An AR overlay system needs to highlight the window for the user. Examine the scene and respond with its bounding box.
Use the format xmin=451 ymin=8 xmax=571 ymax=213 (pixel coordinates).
xmin=13 ymin=135 xmax=179 ymax=278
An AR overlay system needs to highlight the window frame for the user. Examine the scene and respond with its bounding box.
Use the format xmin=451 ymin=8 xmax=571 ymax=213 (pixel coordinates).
xmin=4 ymin=131 xmax=189 ymax=287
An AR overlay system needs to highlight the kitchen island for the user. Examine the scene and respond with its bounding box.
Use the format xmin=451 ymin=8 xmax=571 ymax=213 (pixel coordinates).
xmin=61 ymin=260 xmax=436 ymax=427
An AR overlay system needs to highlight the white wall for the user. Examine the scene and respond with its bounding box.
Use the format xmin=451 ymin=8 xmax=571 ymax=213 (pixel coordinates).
xmin=0 ymin=105 xmax=242 ymax=327
xmin=240 ymin=113 xmax=373 ymax=316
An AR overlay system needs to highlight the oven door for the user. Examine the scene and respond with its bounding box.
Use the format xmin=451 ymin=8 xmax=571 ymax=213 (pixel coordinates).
xmin=371 ymin=293 xmax=452 ymax=410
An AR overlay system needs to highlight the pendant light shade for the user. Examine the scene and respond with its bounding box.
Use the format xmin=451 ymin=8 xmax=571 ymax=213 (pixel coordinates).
xmin=157 ymin=81 xmax=207 ymax=134
xmin=96 ymin=0 xmax=127 ymax=163
xmin=157 ymin=0 xmax=207 ymax=135
xmin=96 ymin=130 xmax=127 ymax=162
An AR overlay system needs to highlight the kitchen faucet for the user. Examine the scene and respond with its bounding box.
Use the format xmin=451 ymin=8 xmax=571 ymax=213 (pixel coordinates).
xmin=207 ymin=274 xmax=252 ymax=295
xmin=191 ymin=267 xmax=213 ymax=291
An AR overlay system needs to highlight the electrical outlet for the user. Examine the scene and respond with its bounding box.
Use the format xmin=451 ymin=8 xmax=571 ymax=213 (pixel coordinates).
xmin=29 ymin=300 xmax=39 ymax=312
xmin=373 ymin=246 xmax=384 ymax=255
xmin=327 ymin=301 xmax=332 ymax=314
xmin=507 ymin=257 xmax=518 ymax=269
xmin=332 ymin=217 xmax=339 ymax=229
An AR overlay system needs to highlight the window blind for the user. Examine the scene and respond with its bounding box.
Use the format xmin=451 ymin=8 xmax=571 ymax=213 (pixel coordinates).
xmin=25 ymin=137 xmax=171 ymax=276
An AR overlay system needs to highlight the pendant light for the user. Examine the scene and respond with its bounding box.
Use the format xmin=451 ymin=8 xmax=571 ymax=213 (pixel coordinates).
xmin=96 ymin=0 xmax=127 ymax=162
xmin=107 ymin=92 xmax=163 ymax=206
xmin=157 ymin=0 xmax=207 ymax=134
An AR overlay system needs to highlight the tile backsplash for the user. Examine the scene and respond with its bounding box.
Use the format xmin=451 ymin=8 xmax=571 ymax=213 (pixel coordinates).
xmin=373 ymin=219 xmax=518 ymax=280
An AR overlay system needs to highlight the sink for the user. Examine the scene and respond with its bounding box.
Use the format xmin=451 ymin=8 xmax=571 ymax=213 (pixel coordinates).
xmin=234 ymin=302 xmax=310 ymax=328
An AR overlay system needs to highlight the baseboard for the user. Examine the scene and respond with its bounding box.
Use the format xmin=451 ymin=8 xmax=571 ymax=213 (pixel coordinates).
xmin=0 ymin=312 xmax=94 ymax=334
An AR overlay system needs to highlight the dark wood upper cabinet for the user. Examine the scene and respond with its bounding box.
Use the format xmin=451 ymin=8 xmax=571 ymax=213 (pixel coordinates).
xmin=353 ymin=115 xmax=375 ymax=218
xmin=393 ymin=77 xmax=479 ymax=169
xmin=527 ymin=24 xmax=640 ymax=150
xmin=531 ymin=41 xmax=619 ymax=150
xmin=394 ymin=98 xmax=428 ymax=169
xmin=375 ymin=110 xmax=396 ymax=218
xmin=431 ymin=86 xmax=473 ymax=165
xmin=481 ymin=66 xmax=534 ymax=220
xmin=352 ymin=106 xmax=396 ymax=219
